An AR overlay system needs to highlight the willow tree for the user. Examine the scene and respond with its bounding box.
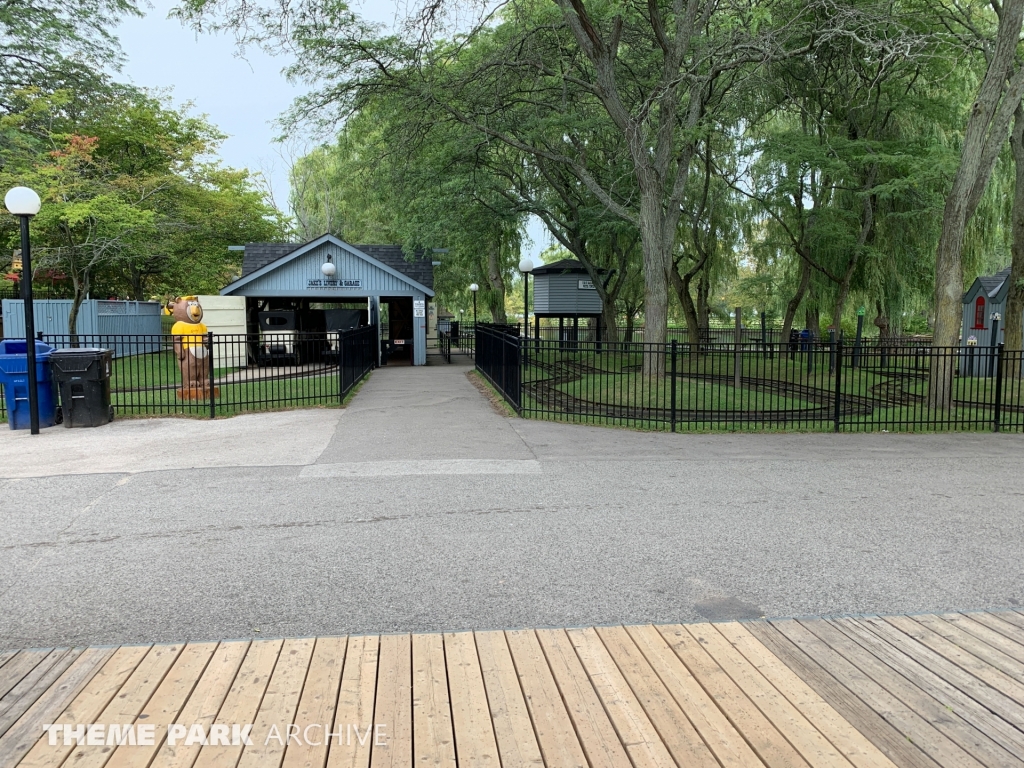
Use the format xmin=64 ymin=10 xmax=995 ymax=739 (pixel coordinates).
xmin=928 ymin=0 xmax=1024 ymax=407
xmin=176 ymin=0 xmax=840 ymax=373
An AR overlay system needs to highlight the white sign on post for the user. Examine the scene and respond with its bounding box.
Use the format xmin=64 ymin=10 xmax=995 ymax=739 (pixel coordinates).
xmin=413 ymin=299 xmax=426 ymax=317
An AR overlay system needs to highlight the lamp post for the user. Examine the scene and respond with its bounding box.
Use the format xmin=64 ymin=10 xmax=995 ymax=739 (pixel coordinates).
xmin=519 ymin=257 xmax=533 ymax=337
xmin=5 ymin=186 xmax=42 ymax=434
xmin=990 ymin=311 xmax=1002 ymax=378
xmin=469 ymin=283 xmax=479 ymax=326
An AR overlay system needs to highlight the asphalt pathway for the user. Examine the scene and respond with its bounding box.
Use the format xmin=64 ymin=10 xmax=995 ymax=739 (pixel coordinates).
xmin=1 ymin=360 xmax=1023 ymax=650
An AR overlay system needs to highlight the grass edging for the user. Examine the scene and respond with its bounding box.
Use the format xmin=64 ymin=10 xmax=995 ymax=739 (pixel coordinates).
xmin=467 ymin=369 xmax=519 ymax=417
xmin=341 ymin=369 xmax=373 ymax=407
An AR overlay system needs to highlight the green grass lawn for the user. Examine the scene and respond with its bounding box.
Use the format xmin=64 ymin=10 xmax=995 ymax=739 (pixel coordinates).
xmin=0 ymin=360 xmax=369 ymax=423
xmin=110 ymin=349 xmax=240 ymax=391
xmin=107 ymin=374 xmax=344 ymax=418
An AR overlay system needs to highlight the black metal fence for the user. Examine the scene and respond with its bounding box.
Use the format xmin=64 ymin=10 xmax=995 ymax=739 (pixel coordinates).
xmin=476 ymin=324 xmax=1024 ymax=432
xmin=0 ymin=326 xmax=377 ymax=422
xmin=476 ymin=325 xmax=522 ymax=409
xmin=438 ymin=329 xmax=453 ymax=363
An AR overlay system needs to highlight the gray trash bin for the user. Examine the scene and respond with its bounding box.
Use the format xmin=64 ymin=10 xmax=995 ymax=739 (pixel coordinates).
xmin=50 ymin=348 xmax=115 ymax=427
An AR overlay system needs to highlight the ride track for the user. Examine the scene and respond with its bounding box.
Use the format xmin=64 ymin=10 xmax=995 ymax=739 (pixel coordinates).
xmin=521 ymin=355 xmax=1018 ymax=424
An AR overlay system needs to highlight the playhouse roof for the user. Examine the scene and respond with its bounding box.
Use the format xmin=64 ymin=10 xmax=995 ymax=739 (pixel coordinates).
xmin=964 ymin=266 xmax=1011 ymax=302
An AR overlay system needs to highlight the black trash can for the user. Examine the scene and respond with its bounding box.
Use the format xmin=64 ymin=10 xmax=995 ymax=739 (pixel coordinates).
xmin=50 ymin=348 xmax=115 ymax=427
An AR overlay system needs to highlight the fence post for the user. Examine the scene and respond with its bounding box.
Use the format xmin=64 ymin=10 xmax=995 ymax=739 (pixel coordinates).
xmin=994 ymin=342 xmax=1004 ymax=433
xmin=207 ymin=331 xmax=216 ymax=419
xmin=338 ymin=330 xmax=345 ymax=403
xmin=670 ymin=340 xmax=677 ymax=432
xmin=833 ymin=340 xmax=843 ymax=433
xmin=734 ymin=308 xmax=742 ymax=389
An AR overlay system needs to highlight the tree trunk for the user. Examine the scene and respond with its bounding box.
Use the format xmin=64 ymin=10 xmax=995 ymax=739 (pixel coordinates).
xmin=68 ymin=271 xmax=89 ymax=347
xmin=1006 ymin=105 xmax=1024 ymax=377
xmin=669 ymin=264 xmax=700 ymax=354
xmin=781 ymin=260 xmax=812 ymax=359
xmin=485 ymin=241 xmax=507 ymax=323
xmin=600 ymin=294 xmax=619 ymax=343
xmin=805 ymin=291 xmax=821 ymax=339
xmin=929 ymin=197 xmax=969 ymax=407
xmin=129 ymin=265 xmax=146 ymax=302
xmin=638 ymin=192 xmax=670 ymax=374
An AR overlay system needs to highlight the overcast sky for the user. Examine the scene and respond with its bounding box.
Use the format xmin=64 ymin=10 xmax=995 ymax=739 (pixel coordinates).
xmin=114 ymin=0 xmax=550 ymax=258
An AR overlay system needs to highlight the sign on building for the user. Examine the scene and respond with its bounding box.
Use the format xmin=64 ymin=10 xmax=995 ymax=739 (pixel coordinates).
xmin=307 ymin=278 xmax=362 ymax=289
xmin=414 ymin=299 xmax=426 ymax=317
xmin=578 ymin=279 xmax=595 ymax=290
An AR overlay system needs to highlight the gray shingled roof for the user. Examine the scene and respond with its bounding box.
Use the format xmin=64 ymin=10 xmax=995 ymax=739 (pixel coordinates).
xmin=531 ymin=258 xmax=607 ymax=276
xmin=241 ymin=243 xmax=300 ymax=276
xmin=979 ymin=266 xmax=1012 ymax=298
xmin=240 ymin=240 xmax=433 ymax=291
xmin=354 ymin=244 xmax=434 ymax=291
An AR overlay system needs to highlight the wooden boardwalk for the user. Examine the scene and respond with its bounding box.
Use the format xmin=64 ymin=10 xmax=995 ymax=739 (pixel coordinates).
xmin=2 ymin=612 xmax=1024 ymax=767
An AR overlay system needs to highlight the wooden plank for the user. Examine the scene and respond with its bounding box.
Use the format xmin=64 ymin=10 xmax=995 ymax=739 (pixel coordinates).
xmin=103 ymin=641 xmax=219 ymax=768
xmin=912 ymin=614 xmax=1024 ymax=687
xmin=969 ymin=612 xmax=1024 ymax=649
xmin=858 ymin=616 xmax=1024 ymax=730
xmin=716 ymin=622 xmax=897 ymax=768
xmin=568 ymin=627 xmax=699 ymax=768
xmin=0 ymin=646 xmax=117 ymax=768
xmin=474 ymin=631 xmax=543 ymax=768
xmin=412 ymin=634 xmax=455 ymax=768
xmin=596 ymin=625 xmax=733 ymax=768
xmin=236 ymin=637 xmax=316 ymax=768
xmin=942 ymin=613 xmax=1024 ymax=665
xmin=623 ymin=624 xmax=765 ymax=768
xmin=59 ymin=643 xmax=185 ymax=768
xmin=282 ymin=636 xmax=347 ymax=768
xmin=0 ymin=650 xmax=18 ymax=671
xmin=326 ymin=635 xmax=379 ymax=768
xmin=989 ymin=610 xmax=1024 ymax=633
xmin=805 ymin=618 xmax=1017 ymax=767
xmin=0 ymin=648 xmax=82 ymax=738
xmin=13 ymin=644 xmax=152 ymax=768
xmin=192 ymin=639 xmax=284 ymax=768
xmin=656 ymin=623 xmax=810 ymax=768
xmin=534 ymin=628 xmax=630 ymax=768
xmin=443 ymin=632 xmax=499 ymax=768
xmin=686 ymin=622 xmax=854 ymax=767
xmin=745 ymin=621 xmax=941 ymax=768
xmin=884 ymin=615 xmax=1024 ymax=711
xmin=369 ymin=634 xmax=412 ymax=768
xmin=775 ymin=619 xmax=984 ymax=768
xmin=150 ymin=641 xmax=251 ymax=768
xmin=833 ymin=618 xmax=1024 ymax=760
xmin=0 ymin=651 xmax=56 ymax=700
xmin=504 ymin=629 xmax=587 ymax=768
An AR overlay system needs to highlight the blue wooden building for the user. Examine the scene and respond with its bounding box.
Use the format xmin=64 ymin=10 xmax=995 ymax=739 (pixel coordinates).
xmin=221 ymin=234 xmax=435 ymax=366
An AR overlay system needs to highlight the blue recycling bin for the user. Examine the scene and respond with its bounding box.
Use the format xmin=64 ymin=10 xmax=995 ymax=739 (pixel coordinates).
xmin=0 ymin=339 xmax=58 ymax=430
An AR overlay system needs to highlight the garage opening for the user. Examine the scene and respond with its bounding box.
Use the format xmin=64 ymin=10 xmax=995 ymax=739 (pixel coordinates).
xmin=247 ymin=297 xmax=371 ymax=366
xmin=380 ymin=296 xmax=414 ymax=365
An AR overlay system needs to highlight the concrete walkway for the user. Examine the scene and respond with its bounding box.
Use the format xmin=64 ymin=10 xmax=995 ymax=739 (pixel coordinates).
xmin=2 ymin=360 xmax=1024 ymax=650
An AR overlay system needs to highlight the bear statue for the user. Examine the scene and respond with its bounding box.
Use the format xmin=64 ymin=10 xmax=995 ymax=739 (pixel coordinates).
xmin=166 ymin=296 xmax=216 ymax=399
